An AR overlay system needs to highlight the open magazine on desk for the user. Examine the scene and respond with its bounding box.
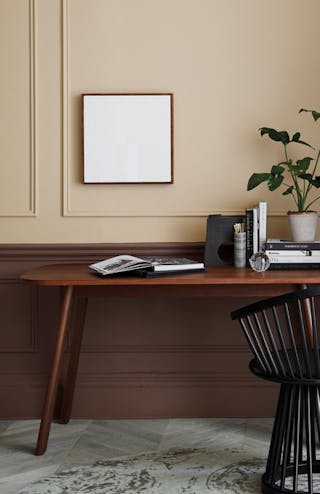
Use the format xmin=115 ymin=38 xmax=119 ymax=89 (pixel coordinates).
xmin=89 ymin=255 xmax=205 ymax=277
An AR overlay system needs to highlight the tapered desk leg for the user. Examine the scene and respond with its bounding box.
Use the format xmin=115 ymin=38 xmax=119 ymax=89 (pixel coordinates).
xmin=35 ymin=286 xmax=74 ymax=456
xmin=59 ymin=296 xmax=88 ymax=424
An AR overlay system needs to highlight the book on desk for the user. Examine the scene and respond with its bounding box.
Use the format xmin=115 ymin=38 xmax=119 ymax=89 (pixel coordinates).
xmin=245 ymin=200 xmax=267 ymax=265
xmin=89 ymin=255 xmax=205 ymax=277
xmin=265 ymin=238 xmax=320 ymax=269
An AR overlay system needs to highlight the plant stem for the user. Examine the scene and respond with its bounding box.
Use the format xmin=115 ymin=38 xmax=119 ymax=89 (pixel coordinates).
xmin=305 ymin=148 xmax=320 ymax=197
xmin=285 ymin=144 xmax=304 ymax=210
xmin=304 ymin=195 xmax=320 ymax=211
xmin=300 ymin=146 xmax=320 ymax=211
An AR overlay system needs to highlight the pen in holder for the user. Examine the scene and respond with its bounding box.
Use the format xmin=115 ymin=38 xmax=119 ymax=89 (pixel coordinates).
xmin=234 ymin=232 xmax=246 ymax=268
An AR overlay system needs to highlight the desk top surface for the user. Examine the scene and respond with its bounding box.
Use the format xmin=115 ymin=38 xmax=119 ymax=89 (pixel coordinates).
xmin=20 ymin=263 xmax=320 ymax=286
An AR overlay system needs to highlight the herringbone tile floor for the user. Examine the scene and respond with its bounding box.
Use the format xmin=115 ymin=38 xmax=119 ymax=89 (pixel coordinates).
xmin=0 ymin=418 xmax=273 ymax=493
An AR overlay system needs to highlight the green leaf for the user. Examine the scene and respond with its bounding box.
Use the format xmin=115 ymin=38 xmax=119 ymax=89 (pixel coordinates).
xmin=271 ymin=164 xmax=285 ymax=174
xmin=312 ymin=176 xmax=320 ymax=188
xmin=259 ymin=127 xmax=290 ymax=144
xmin=268 ymin=175 xmax=284 ymax=191
xmin=312 ymin=111 xmax=320 ymax=121
xmin=299 ymin=108 xmax=320 ymax=122
xmin=297 ymin=156 xmax=313 ymax=166
xmin=300 ymin=174 xmax=320 ymax=188
xmin=296 ymin=157 xmax=313 ymax=171
xmin=291 ymin=132 xmax=313 ymax=148
xmin=288 ymin=164 xmax=300 ymax=174
xmin=299 ymin=173 xmax=313 ymax=181
xmin=292 ymin=132 xmax=301 ymax=141
xmin=289 ymin=157 xmax=313 ymax=175
xmin=282 ymin=186 xmax=293 ymax=195
xmin=247 ymin=173 xmax=270 ymax=190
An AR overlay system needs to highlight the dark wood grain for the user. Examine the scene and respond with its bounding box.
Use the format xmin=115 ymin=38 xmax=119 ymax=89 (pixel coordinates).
xmin=35 ymin=286 xmax=73 ymax=455
xmin=21 ymin=263 xmax=320 ymax=287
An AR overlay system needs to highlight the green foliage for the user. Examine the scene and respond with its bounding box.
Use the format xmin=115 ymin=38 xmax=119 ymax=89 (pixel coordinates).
xmin=247 ymin=108 xmax=320 ymax=212
xmin=299 ymin=108 xmax=320 ymax=122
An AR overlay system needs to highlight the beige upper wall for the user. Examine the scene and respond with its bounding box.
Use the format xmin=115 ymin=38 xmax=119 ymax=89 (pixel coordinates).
xmin=1 ymin=0 xmax=320 ymax=242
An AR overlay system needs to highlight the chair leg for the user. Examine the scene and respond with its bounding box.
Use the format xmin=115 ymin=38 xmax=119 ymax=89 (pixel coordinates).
xmin=264 ymin=384 xmax=288 ymax=484
xmin=262 ymin=384 xmax=320 ymax=494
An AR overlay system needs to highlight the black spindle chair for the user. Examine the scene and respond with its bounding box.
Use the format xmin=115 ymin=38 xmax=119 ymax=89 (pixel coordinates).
xmin=231 ymin=286 xmax=320 ymax=494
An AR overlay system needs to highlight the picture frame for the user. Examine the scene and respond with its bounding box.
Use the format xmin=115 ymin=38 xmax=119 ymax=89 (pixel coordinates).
xmin=82 ymin=93 xmax=173 ymax=184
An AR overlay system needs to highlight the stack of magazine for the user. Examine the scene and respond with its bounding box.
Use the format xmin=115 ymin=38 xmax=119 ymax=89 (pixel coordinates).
xmin=89 ymin=255 xmax=205 ymax=277
xmin=265 ymin=239 xmax=320 ymax=269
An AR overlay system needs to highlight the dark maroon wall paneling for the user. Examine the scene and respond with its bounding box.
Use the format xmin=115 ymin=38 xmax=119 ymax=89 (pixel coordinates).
xmin=0 ymin=243 xmax=276 ymax=419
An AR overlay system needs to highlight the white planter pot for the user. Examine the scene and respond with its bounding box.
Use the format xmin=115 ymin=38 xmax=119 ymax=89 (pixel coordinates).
xmin=287 ymin=211 xmax=319 ymax=242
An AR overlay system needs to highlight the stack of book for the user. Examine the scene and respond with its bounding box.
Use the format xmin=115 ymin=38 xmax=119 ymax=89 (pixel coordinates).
xmin=265 ymin=239 xmax=320 ymax=269
xmin=245 ymin=200 xmax=267 ymax=265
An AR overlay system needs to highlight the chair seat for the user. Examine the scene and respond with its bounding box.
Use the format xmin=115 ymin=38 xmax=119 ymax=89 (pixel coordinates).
xmin=250 ymin=348 xmax=320 ymax=385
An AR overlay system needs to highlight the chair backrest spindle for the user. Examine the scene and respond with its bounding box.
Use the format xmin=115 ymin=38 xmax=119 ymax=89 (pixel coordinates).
xmin=310 ymin=297 xmax=320 ymax=378
xmin=239 ymin=317 xmax=269 ymax=373
xmin=271 ymin=306 xmax=295 ymax=377
xmin=297 ymin=300 xmax=312 ymax=378
xmin=252 ymin=313 xmax=279 ymax=375
xmin=262 ymin=309 xmax=286 ymax=376
xmin=231 ymin=286 xmax=320 ymax=382
xmin=284 ymin=302 xmax=303 ymax=378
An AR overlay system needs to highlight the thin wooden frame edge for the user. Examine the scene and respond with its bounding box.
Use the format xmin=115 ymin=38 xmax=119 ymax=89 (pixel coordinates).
xmin=81 ymin=93 xmax=174 ymax=185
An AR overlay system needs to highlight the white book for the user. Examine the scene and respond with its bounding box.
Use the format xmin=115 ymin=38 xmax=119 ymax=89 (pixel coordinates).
xmin=253 ymin=206 xmax=259 ymax=254
xmin=266 ymin=250 xmax=320 ymax=257
xmin=258 ymin=201 xmax=267 ymax=251
xmin=269 ymin=256 xmax=320 ymax=263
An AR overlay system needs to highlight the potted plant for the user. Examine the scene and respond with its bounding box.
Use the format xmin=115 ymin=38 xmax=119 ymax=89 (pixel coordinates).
xmin=247 ymin=108 xmax=320 ymax=241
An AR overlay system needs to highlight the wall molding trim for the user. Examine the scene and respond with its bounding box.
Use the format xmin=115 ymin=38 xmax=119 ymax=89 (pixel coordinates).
xmin=62 ymin=211 xmax=288 ymax=218
xmin=0 ymin=0 xmax=37 ymax=217
xmin=75 ymin=371 xmax=271 ymax=388
xmin=78 ymin=343 xmax=247 ymax=354
xmin=0 ymin=370 xmax=272 ymax=389
xmin=0 ymin=241 xmax=205 ymax=263
xmin=28 ymin=0 xmax=37 ymax=217
xmin=62 ymin=0 xmax=71 ymax=217
xmin=61 ymin=1 xmax=285 ymax=219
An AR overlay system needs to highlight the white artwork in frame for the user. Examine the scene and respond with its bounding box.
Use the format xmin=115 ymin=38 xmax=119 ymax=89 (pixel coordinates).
xmin=83 ymin=93 xmax=173 ymax=184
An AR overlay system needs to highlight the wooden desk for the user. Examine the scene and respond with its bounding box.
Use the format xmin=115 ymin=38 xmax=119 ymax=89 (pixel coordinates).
xmin=21 ymin=263 xmax=320 ymax=455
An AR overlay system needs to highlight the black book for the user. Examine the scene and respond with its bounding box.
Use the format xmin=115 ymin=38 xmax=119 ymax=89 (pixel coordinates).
xmin=269 ymin=263 xmax=320 ymax=270
xmin=266 ymin=238 xmax=320 ymax=250
xmin=245 ymin=209 xmax=254 ymax=265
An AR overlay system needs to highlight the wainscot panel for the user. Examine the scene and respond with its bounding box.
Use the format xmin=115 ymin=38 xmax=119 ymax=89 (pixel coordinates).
xmin=0 ymin=243 xmax=277 ymax=418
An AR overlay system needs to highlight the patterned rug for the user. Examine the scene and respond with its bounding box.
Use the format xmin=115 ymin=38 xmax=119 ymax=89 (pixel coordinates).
xmin=16 ymin=448 xmax=266 ymax=494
